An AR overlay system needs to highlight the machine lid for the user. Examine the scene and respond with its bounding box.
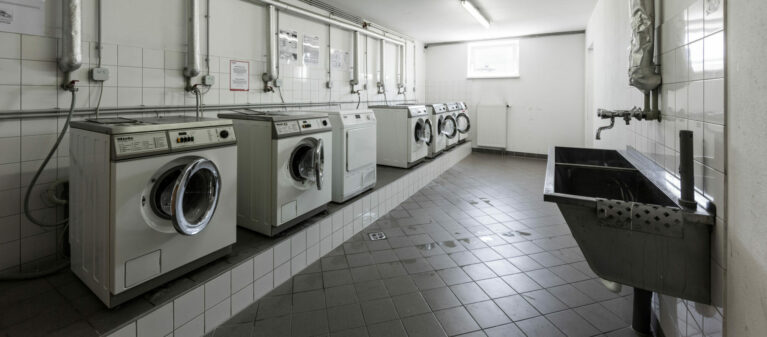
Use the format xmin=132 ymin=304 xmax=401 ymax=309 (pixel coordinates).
xmin=446 ymin=103 xmax=461 ymax=111
xmin=218 ymin=109 xmax=329 ymax=122
xmin=72 ymin=115 xmax=233 ymax=135
xmin=149 ymin=157 xmax=221 ymax=236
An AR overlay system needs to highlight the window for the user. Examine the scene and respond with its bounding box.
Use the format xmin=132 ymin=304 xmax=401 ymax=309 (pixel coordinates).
xmin=466 ymin=39 xmax=520 ymax=79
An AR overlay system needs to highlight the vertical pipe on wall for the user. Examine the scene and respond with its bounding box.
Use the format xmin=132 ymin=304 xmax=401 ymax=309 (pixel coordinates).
xmin=350 ymin=31 xmax=360 ymax=92
xmin=378 ymin=39 xmax=385 ymax=93
xmin=398 ymin=43 xmax=406 ymax=93
xmin=59 ymin=0 xmax=83 ymax=87
xmin=184 ymin=0 xmax=202 ymax=87
xmin=262 ymin=5 xmax=279 ymax=91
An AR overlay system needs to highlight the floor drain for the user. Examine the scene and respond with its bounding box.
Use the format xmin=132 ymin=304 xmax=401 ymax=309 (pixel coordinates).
xmin=368 ymin=232 xmax=387 ymax=241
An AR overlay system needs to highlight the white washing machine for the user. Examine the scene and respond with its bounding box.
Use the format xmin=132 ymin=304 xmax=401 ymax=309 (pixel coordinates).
xmin=370 ymin=105 xmax=431 ymax=168
xmin=427 ymin=103 xmax=456 ymax=158
xmin=70 ymin=116 xmax=237 ymax=308
xmin=327 ymin=109 xmax=377 ymax=203
xmin=218 ymin=110 xmax=332 ymax=236
xmin=445 ymin=102 xmax=461 ymax=149
xmin=456 ymin=101 xmax=471 ymax=143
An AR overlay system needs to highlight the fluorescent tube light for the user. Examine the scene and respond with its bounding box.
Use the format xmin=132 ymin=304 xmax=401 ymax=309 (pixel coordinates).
xmin=461 ymin=0 xmax=490 ymax=28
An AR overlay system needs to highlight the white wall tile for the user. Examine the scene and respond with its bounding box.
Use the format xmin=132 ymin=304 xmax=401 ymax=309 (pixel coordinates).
xmin=20 ymin=134 xmax=56 ymax=161
xmin=703 ymin=32 xmax=724 ymax=79
xmin=0 ymin=240 xmax=20 ymax=270
xmin=108 ymin=322 xmax=137 ymax=337
xmin=142 ymin=68 xmax=164 ymax=88
xmin=253 ymin=272 xmax=274 ymax=300
xmin=20 ymin=231 xmax=54 ymax=263
xmin=306 ymin=244 xmax=319 ymax=265
xmin=703 ymin=0 xmax=724 ymax=37
xmin=231 ymin=259 xmax=254 ymax=294
xmin=273 ymin=240 xmax=291 ymax=266
xmin=21 ymin=61 xmax=57 ymax=86
xmin=173 ymin=314 xmax=203 ymax=337
xmin=137 ymin=303 xmax=173 ymax=337
xmin=0 ymin=32 xmax=21 ymax=59
xmin=687 ymin=80 xmax=704 ymax=121
xmin=703 ymin=165 xmax=725 ymax=215
xmin=0 ymin=59 xmax=21 ymax=85
xmin=230 ymin=283 xmax=254 ymax=316
xmin=174 ymin=287 xmax=204 ymax=329
xmin=204 ymin=297 xmax=230 ymax=333
xmin=307 ymin=223 xmax=320 ymax=246
xmin=273 ymin=261 xmax=291 ymax=287
xmin=0 ymin=137 xmax=20 ymax=165
xmin=291 ymin=251 xmax=306 ymax=275
xmin=703 ymin=78 xmax=724 ymax=125
xmin=143 ymin=49 xmax=165 ymax=69
xmin=20 ymin=35 xmax=56 ymax=61
xmin=291 ymin=230 xmax=306 ymax=257
xmin=204 ymin=272 xmax=231 ymax=310
xmin=0 ymin=85 xmax=21 ymax=110
xmin=118 ymin=87 xmax=142 ymax=107
xmin=21 ymin=86 xmax=58 ymax=110
xmin=253 ymin=248 xmax=273 ymax=280
xmin=688 ymin=40 xmax=704 ymax=81
xmin=118 ymin=45 xmax=143 ymax=67
xmin=118 ymin=67 xmax=142 ymax=87
xmin=687 ymin=0 xmax=705 ymax=43
xmin=142 ymin=88 xmax=165 ymax=106
xmin=703 ymin=122 xmax=725 ymax=172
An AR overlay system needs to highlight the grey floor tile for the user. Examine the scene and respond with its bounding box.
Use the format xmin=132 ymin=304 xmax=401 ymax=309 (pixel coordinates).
xmin=484 ymin=260 xmax=521 ymax=276
xmin=323 ymin=269 xmax=354 ymax=288
xmin=322 ymin=256 xmax=350 ymax=271
xmin=331 ymin=326 xmax=369 ymax=337
xmin=253 ymin=314 xmax=291 ymax=337
xmin=293 ymin=273 xmax=324 ymax=293
xmin=494 ymin=295 xmax=540 ymax=322
xmin=351 ymin=265 xmax=382 ymax=282
xmin=371 ymin=250 xmax=401 ymax=264
xmin=327 ymin=303 xmax=365 ymax=332
xmin=347 ymin=253 xmax=376 ymax=268
xmin=573 ymin=303 xmax=626 ymax=333
xmin=394 ymin=247 xmax=421 ymax=260
xmin=483 ymin=322 xmax=526 ymax=337
xmin=547 ymin=284 xmax=594 ymax=308
xmin=492 ymin=245 xmax=525 ymax=259
xmin=470 ymin=247 xmax=504 ymax=262
xmin=434 ymin=306 xmax=481 ymax=336
xmin=520 ymin=289 xmax=568 ymax=315
xmin=325 ymin=285 xmax=358 ymax=307
xmin=387 ymin=236 xmax=413 ymax=249
xmin=450 ymin=282 xmax=490 ymax=304
xmin=599 ymin=296 xmax=633 ymax=324
xmin=547 ymin=265 xmax=590 ymax=284
xmin=391 ymin=292 xmax=431 ymax=318
xmin=366 ymin=240 xmax=392 ymax=252
xmin=291 ymin=309 xmax=329 ymax=337
xmin=293 ymin=289 xmax=326 ymax=313
xmin=449 ymin=251 xmax=481 ymax=266
xmin=210 ymin=323 xmax=253 ymax=337
xmin=546 ymin=309 xmax=600 ymax=337
xmin=402 ymin=257 xmax=435 ymax=274
xmin=367 ymin=320 xmax=408 ymax=337
xmin=525 ymin=268 xmax=567 ymax=288
xmin=438 ymin=267 xmax=473 ymax=286
xmin=383 ymin=276 xmax=419 ymax=296
xmin=355 ymin=280 xmax=390 ymax=302
xmin=515 ymin=316 xmax=566 ymax=337
xmin=462 ymin=263 xmax=498 ymax=281
xmin=511 ymin=242 xmax=545 ymax=255
xmin=411 ymin=271 xmax=447 ymax=290
xmin=402 ymin=313 xmax=448 ymax=337
xmin=361 ymin=298 xmax=399 ymax=324
xmin=501 ymin=273 xmax=542 ymax=293
xmin=465 ymin=300 xmax=511 ymax=329
xmin=376 ymin=261 xmax=408 ymax=278
xmin=427 ymin=254 xmax=459 ymax=270
xmin=528 ymin=252 xmax=566 ymax=268
xmin=344 ymin=242 xmax=369 ymax=255
xmin=475 ymin=278 xmax=516 ymax=299
xmin=257 ymin=295 xmax=292 ymax=320
xmin=572 ymin=279 xmax=620 ymax=302
xmin=506 ymin=256 xmax=544 ymax=272
xmin=423 ymin=286 xmax=462 ymax=311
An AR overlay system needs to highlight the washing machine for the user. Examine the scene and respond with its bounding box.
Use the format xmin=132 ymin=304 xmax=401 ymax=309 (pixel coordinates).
xmin=218 ymin=110 xmax=332 ymax=236
xmin=327 ymin=109 xmax=377 ymax=203
xmin=370 ymin=105 xmax=431 ymax=168
xmin=427 ymin=103 xmax=456 ymax=158
xmin=445 ymin=103 xmax=461 ymax=149
xmin=69 ymin=116 xmax=237 ymax=308
xmin=456 ymin=101 xmax=471 ymax=143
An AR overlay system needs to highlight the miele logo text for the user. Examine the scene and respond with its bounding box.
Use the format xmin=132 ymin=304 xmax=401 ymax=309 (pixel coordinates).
xmin=116 ymin=137 xmax=133 ymax=141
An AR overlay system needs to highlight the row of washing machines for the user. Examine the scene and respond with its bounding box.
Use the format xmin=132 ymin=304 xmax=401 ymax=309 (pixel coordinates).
xmin=67 ymin=103 xmax=469 ymax=307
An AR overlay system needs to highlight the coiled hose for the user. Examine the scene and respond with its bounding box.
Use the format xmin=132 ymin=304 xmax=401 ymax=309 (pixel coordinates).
xmin=0 ymin=88 xmax=77 ymax=280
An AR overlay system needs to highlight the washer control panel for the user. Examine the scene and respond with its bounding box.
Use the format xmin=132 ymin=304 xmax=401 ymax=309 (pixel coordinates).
xmin=341 ymin=112 xmax=376 ymax=126
xmin=169 ymin=126 xmax=237 ymax=150
xmin=113 ymin=132 xmax=169 ymax=158
xmin=406 ymin=106 xmax=428 ymax=117
xmin=273 ymin=118 xmax=332 ymax=138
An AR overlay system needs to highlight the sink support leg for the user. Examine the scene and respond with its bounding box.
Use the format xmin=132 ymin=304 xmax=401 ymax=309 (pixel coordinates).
xmin=633 ymin=288 xmax=652 ymax=335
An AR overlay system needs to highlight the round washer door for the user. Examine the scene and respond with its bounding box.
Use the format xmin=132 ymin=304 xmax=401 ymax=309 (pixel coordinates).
xmin=456 ymin=113 xmax=471 ymax=134
xmin=149 ymin=157 xmax=221 ymax=236
xmin=289 ymin=137 xmax=325 ymax=190
xmin=424 ymin=119 xmax=433 ymax=145
xmin=414 ymin=118 xmax=431 ymax=144
xmin=442 ymin=115 xmax=458 ymax=139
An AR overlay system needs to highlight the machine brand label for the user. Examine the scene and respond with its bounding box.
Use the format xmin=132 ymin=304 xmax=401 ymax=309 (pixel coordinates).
xmin=274 ymin=121 xmax=301 ymax=135
xmin=113 ymin=132 xmax=169 ymax=157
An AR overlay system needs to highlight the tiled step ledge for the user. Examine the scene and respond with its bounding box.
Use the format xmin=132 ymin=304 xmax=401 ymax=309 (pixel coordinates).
xmin=107 ymin=142 xmax=472 ymax=337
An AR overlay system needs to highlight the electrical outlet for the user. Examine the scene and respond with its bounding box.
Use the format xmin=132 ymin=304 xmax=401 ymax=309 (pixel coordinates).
xmin=202 ymin=75 xmax=215 ymax=86
xmin=274 ymin=78 xmax=283 ymax=87
xmin=91 ymin=67 xmax=110 ymax=81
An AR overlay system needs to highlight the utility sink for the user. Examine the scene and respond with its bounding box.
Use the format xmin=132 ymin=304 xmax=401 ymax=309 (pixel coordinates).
xmin=543 ymin=147 xmax=715 ymax=304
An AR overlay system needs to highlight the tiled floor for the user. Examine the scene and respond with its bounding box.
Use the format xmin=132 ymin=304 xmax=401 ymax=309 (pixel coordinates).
xmin=209 ymin=153 xmax=644 ymax=337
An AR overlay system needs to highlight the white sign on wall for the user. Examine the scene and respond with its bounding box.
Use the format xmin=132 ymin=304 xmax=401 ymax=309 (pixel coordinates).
xmin=230 ymin=60 xmax=249 ymax=91
xmin=0 ymin=0 xmax=46 ymax=36
xmin=279 ymin=29 xmax=298 ymax=63
xmin=330 ymin=49 xmax=348 ymax=69
xmin=303 ymin=34 xmax=320 ymax=65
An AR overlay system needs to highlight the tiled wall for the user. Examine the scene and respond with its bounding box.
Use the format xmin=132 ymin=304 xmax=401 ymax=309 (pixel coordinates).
xmin=105 ymin=142 xmax=472 ymax=337
xmin=586 ymin=0 xmax=725 ymax=336
xmin=0 ymin=0 xmax=424 ymax=272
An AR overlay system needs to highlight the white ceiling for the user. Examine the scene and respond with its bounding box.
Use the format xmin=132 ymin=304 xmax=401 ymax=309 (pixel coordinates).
xmin=319 ymin=0 xmax=598 ymax=44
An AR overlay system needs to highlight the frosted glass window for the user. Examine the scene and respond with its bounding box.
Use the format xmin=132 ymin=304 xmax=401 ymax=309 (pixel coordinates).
xmin=467 ymin=40 xmax=520 ymax=78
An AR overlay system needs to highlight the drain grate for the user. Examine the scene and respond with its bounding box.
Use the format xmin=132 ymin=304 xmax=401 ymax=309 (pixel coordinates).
xmin=368 ymin=232 xmax=387 ymax=241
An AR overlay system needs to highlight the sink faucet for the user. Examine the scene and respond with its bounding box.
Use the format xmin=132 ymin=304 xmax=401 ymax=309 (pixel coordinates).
xmin=595 ymin=108 xmax=640 ymax=140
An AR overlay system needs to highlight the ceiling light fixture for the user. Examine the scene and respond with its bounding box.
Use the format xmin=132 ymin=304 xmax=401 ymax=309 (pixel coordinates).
xmin=461 ymin=0 xmax=490 ymax=29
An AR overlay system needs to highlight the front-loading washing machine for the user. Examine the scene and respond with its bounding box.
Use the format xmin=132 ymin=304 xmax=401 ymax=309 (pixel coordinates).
xmin=217 ymin=110 xmax=332 ymax=237
xmin=427 ymin=103 xmax=456 ymax=158
xmin=69 ymin=116 xmax=237 ymax=308
xmin=370 ymin=105 xmax=431 ymax=168
xmin=326 ymin=109 xmax=377 ymax=203
xmin=445 ymin=102 xmax=462 ymax=149
xmin=456 ymin=101 xmax=471 ymax=144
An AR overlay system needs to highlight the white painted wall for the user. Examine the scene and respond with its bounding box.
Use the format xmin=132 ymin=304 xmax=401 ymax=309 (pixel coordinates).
xmin=585 ymin=0 xmax=725 ymax=336
xmin=726 ymin=0 xmax=767 ymax=336
xmin=0 ymin=0 xmax=424 ymax=271
xmin=424 ymin=34 xmax=586 ymax=155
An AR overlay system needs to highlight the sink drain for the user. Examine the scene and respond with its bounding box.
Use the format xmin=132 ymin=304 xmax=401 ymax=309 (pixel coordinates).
xmin=368 ymin=232 xmax=387 ymax=241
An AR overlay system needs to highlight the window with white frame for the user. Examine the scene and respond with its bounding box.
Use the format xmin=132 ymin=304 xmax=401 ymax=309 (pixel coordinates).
xmin=466 ymin=39 xmax=520 ymax=78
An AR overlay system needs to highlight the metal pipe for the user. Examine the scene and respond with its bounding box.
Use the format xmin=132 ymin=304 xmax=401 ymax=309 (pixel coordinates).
xmin=245 ymin=0 xmax=404 ymax=46
xmin=262 ymin=4 xmax=278 ymax=85
xmin=399 ymin=43 xmax=406 ymax=91
xmin=378 ymin=39 xmax=385 ymax=93
xmin=678 ymin=130 xmax=697 ymax=210
xmin=184 ymin=0 xmax=202 ymax=80
xmin=350 ymin=31 xmax=361 ymax=90
xmin=632 ymin=288 xmax=652 ymax=334
xmin=628 ymin=0 xmax=661 ymax=92
xmin=59 ymin=0 xmax=83 ymax=86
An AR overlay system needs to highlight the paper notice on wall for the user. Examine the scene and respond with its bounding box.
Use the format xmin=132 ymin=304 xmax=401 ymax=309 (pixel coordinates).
xmin=302 ymin=35 xmax=320 ymax=65
xmin=330 ymin=49 xmax=349 ymax=69
xmin=230 ymin=60 xmax=249 ymax=91
xmin=0 ymin=0 xmax=46 ymax=36
xmin=279 ymin=29 xmax=298 ymax=63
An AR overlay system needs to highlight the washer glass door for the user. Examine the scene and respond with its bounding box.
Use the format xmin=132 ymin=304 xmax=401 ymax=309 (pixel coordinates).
xmin=289 ymin=138 xmax=325 ymax=190
xmin=442 ymin=115 xmax=457 ymax=139
xmin=414 ymin=118 xmax=431 ymax=144
xmin=150 ymin=157 xmax=221 ymax=236
xmin=456 ymin=113 xmax=471 ymax=134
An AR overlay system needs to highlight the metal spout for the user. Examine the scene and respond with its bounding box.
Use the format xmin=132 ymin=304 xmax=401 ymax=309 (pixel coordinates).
xmin=595 ymin=117 xmax=615 ymax=140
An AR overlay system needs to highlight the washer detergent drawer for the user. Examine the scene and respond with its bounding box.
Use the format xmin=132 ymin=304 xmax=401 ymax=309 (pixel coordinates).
xmin=346 ymin=127 xmax=375 ymax=172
